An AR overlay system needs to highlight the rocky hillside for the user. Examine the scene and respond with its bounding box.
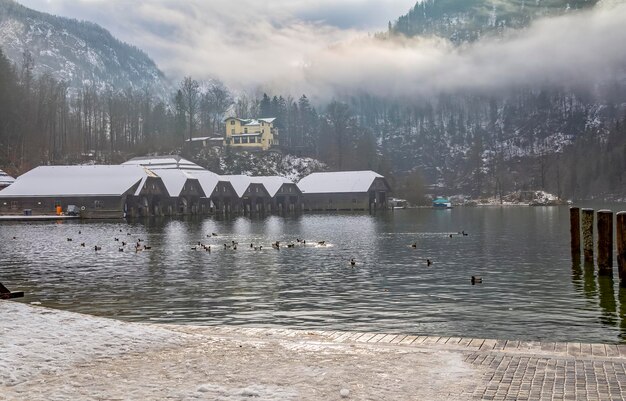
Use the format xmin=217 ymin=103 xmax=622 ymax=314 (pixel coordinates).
xmin=187 ymin=148 xmax=328 ymax=181
xmin=0 ymin=0 xmax=170 ymax=97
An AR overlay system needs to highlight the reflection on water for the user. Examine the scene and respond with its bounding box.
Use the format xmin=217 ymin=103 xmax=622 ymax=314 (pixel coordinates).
xmin=3 ymin=206 xmax=626 ymax=343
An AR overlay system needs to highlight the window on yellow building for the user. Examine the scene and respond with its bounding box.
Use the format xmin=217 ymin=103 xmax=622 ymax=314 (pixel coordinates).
xmin=234 ymin=137 xmax=241 ymax=144
xmin=242 ymin=137 xmax=248 ymax=144
xmin=230 ymin=120 xmax=235 ymax=125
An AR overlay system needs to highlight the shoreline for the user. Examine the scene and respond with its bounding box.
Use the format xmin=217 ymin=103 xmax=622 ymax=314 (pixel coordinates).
xmin=3 ymin=302 xmax=626 ymax=400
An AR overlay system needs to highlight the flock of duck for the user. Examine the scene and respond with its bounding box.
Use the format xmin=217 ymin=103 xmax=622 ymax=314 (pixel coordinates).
xmin=14 ymin=228 xmax=483 ymax=284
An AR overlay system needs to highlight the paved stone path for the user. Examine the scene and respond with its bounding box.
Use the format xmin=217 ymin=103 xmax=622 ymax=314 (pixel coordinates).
xmin=168 ymin=326 xmax=626 ymax=401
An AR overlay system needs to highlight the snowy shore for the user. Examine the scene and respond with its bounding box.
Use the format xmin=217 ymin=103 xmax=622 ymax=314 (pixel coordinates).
xmin=1 ymin=302 xmax=478 ymax=400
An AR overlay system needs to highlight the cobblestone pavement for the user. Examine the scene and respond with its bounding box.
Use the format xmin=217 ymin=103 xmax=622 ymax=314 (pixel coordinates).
xmin=166 ymin=326 xmax=626 ymax=401
xmin=466 ymin=352 xmax=626 ymax=400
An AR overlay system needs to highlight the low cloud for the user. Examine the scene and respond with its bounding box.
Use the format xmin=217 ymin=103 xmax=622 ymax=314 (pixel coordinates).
xmin=17 ymin=0 xmax=626 ymax=100
xmin=305 ymin=2 xmax=626 ymax=99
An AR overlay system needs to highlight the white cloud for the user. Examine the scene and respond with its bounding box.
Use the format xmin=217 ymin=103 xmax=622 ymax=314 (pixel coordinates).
xmin=16 ymin=0 xmax=626 ymax=101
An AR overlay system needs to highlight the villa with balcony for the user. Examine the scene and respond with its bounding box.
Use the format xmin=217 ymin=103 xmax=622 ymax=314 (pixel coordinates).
xmin=223 ymin=117 xmax=279 ymax=151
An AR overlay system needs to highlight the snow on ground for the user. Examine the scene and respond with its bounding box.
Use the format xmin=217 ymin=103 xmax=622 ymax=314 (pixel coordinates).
xmin=1 ymin=302 xmax=480 ymax=401
xmin=0 ymin=302 xmax=185 ymax=388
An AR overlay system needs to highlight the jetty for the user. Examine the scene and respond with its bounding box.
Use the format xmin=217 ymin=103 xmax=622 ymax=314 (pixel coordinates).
xmin=0 ymin=215 xmax=80 ymax=222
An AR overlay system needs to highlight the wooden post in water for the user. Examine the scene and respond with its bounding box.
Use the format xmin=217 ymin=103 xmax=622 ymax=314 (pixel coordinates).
xmin=597 ymin=210 xmax=613 ymax=275
xmin=617 ymin=212 xmax=626 ymax=286
xmin=570 ymin=207 xmax=581 ymax=259
xmin=582 ymin=208 xmax=595 ymax=264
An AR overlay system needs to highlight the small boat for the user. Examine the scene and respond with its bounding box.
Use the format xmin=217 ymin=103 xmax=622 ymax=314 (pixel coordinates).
xmin=433 ymin=197 xmax=452 ymax=209
xmin=389 ymin=197 xmax=408 ymax=209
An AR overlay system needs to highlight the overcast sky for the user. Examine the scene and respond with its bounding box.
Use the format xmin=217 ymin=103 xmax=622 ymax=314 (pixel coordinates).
xmin=16 ymin=0 xmax=626 ymax=100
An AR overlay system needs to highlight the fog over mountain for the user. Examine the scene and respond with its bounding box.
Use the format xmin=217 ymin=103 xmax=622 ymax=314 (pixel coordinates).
xmin=17 ymin=0 xmax=626 ymax=101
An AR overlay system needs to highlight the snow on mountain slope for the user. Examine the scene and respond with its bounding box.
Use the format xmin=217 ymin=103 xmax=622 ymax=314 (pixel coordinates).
xmin=0 ymin=0 xmax=171 ymax=97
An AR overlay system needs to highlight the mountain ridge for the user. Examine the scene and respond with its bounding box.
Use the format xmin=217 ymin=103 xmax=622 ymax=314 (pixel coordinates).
xmin=0 ymin=0 xmax=171 ymax=97
xmin=391 ymin=0 xmax=600 ymax=43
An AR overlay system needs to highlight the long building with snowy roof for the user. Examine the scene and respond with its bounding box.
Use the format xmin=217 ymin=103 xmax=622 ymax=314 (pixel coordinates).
xmin=0 ymin=165 xmax=168 ymax=218
xmin=297 ymin=171 xmax=390 ymax=212
xmin=0 ymin=157 xmax=391 ymax=218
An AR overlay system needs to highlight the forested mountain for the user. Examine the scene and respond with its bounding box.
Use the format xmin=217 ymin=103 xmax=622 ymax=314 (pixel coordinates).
xmin=0 ymin=0 xmax=170 ymax=97
xmin=392 ymin=0 xmax=599 ymax=43
xmin=345 ymin=0 xmax=626 ymax=200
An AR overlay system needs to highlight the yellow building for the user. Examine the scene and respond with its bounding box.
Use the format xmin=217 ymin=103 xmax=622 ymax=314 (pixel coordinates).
xmin=223 ymin=117 xmax=279 ymax=151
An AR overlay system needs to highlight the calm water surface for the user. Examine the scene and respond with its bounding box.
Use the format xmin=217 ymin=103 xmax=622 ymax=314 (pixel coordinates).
xmin=2 ymin=206 xmax=626 ymax=343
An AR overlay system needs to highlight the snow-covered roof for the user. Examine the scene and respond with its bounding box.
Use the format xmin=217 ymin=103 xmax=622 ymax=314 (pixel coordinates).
xmin=220 ymin=175 xmax=252 ymax=198
xmin=0 ymin=169 xmax=15 ymax=187
xmin=184 ymin=136 xmax=223 ymax=143
xmin=251 ymin=176 xmax=296 ymax=197
xmin=154 ymin=169 xmax=203 ymax=197
xmin=225 ymin=117 xmax=276 ymax=126
xmin=132 ymin=168 xmax=161 ymax=196
xmin=185 ymin=170 xmax=222 ymax=196
xmin=122 ymin=155 xmax=204 ymax=171
xmin=0 ymin=165 xmax=147 ymax=197
xmin=297 ymin=171 xmax=385 ymax=194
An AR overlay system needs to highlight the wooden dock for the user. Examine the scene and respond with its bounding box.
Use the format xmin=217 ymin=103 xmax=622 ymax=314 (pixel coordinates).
xmin=0 ymin=215 xmax=80 ymax=222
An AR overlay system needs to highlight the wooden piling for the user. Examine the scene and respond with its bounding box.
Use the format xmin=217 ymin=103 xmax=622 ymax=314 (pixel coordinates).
xmin=570 ymin=207 xmax=581 ymax=259
xmin=582 ymin=208 xmax=595 ymax=264
xmin=617 ymin=212 xmax=626 ymax=286
xmin=597 ymin=210 xmax=613 ymax=275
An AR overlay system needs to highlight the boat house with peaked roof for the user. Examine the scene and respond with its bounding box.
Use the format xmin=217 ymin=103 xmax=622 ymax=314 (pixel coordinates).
xmin=153 ymin=169 xmax=205 ymax=215
xmin=221 ymin=175 xmax=272 ymax=214
xmin=187 ymin=170 xmax=238 ymax=215
xmin=126 ymin=168 xmax=169 ymax=217
xmin=297 ymin=171 xmax=391 ymax=212
xmin=251 ymin=176 xmax=302 ymax=213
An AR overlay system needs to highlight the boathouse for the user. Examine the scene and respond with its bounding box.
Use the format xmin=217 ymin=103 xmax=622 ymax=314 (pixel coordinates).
xmin=124 ymin=155 xmax=238 ymax=215
xmin=154 ymin=169 xmax=205 ymax=215
xmin=187 ymin=170 xmax=238 ymax=214
xmin=251 ymin=176 xmax=302 ymax=213
xmin=0 ymin=165 xmax=152 ymax=218
xmin=221 ymin=175 xmax=272 ymax=214
xmin=297 ymin=171 xmax=391 ymax=212
xmin=125 ymin=169 xmax=169 ymax=217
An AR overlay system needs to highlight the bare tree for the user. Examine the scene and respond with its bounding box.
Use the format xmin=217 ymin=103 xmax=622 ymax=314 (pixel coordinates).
xmin=207 ymin=80 xmax=233 ymax=135
xmin=180 ymin=76 xmax=200 ymax=141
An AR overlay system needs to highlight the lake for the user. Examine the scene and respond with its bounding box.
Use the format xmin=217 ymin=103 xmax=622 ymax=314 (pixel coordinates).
xmin=2 ymin=205 xmax=625 ymax=343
